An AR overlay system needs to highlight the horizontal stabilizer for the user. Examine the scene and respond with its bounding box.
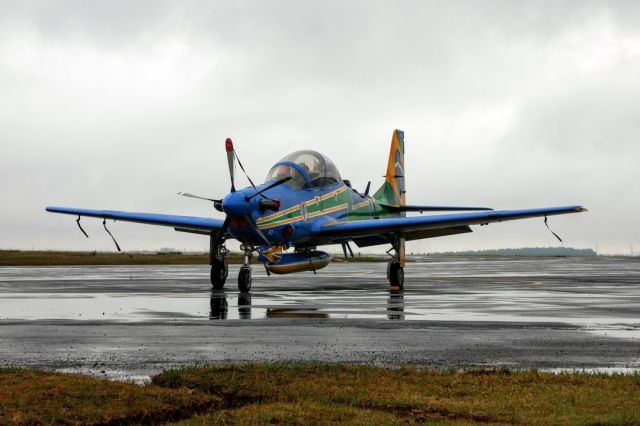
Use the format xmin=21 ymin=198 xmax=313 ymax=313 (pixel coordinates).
xmin=381 ymin=204 xmax=493 ymax=212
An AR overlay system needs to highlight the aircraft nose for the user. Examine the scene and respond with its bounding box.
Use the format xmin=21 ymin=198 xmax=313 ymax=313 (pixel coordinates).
xmin=222 ymin=191 xmax=252 ymax=218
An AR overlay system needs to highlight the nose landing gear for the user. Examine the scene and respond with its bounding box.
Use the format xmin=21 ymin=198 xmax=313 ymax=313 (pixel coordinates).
xmin=209 ymin=227 xmax=256 ymax=292
xmin=238 ymin=244 xmax=256 ymax=293
xmin=210 ymin=249 xmax=254 ymax=293
xmin=238 ymin=265 xmax=252 ymax=292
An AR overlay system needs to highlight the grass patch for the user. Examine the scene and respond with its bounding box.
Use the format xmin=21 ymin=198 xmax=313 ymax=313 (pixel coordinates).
xmin=3 ymin=365 xmax=639 ymax=425
xmin=0 ymin=369 xmax=218 ymax=425
xmin=154 ymin=364 xmax=640 ymax=425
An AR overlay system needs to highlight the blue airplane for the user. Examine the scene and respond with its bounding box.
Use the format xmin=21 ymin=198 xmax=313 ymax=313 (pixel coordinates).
xmin=47 ymin=130 xmax=586 ymax=292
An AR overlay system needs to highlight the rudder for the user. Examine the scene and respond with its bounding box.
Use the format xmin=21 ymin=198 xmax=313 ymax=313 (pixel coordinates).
xmin=374 ymin=129 xmax=406 ymax=268
xmin=373 ymin=129 xmax=406 ymax=207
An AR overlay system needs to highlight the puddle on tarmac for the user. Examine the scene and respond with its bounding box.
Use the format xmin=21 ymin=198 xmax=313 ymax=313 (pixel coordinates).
xmin=0 ymin=259 xmax=638 ymax=336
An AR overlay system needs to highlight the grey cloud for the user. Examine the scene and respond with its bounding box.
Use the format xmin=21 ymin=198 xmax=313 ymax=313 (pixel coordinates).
xmin=1 ymin=1 xmax=639 ymax=254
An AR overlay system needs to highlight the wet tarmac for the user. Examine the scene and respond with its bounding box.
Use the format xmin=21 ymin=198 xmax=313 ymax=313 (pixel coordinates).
xmin=1 ymin=257 xmax=639 ymax=382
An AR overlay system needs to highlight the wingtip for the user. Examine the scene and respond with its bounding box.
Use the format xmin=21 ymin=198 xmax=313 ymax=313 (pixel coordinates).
xmin=575 ymin=206 xmax=588 ymax=212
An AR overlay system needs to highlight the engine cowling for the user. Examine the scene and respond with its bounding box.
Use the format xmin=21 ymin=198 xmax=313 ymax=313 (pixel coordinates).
xmin=264 ymin=250 xmax=331 ymax=275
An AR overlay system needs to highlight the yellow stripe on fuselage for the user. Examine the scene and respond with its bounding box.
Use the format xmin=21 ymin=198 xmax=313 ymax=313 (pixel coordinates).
xmin=306 ymin=203 xmax=348 ymax=219
xmin=314 ymin=186 xmax=349 ymax=203
xmin=257 ymin=215 xmax=301 ymax=230
xmin=257 ymin=203 xmax=348 ymax=230
xmin=256 ymin=186 xmax=349 ymax=225
xmin=352 ymin=199 xmax=370 ymax=210
xmin=255 ymin=203 xmax=301 ymax=224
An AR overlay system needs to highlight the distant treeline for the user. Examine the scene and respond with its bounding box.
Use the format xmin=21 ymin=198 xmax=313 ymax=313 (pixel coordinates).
xmin=0 ymin=250 xmax=386 ymax=266
xmin=432 ymin=247 xmax=597 ymax=257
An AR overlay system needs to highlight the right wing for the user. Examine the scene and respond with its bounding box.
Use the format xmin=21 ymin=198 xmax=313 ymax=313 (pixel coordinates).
xmin=381 ymin=204 xmax=493 ymax=212
xmin=311 ymin=205 xmax=586 ymax=243
xmin=46 ymin=206 xmax=225 ymax=235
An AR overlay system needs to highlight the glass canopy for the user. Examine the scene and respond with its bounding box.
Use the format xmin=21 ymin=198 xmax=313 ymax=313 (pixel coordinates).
xmin=265 ymin=150 xmax=341 ymax=189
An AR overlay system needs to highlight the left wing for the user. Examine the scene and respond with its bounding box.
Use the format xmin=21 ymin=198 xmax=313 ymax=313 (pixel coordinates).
xmin=311 ymin=205 xmax=586 ymax=242
xmin=46 ymin=206 xmax=225 ymax=234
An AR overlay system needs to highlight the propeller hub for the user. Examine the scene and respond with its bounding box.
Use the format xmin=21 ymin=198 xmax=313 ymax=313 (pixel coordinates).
xmin=222 ymin=190 xmax=253 ymax=218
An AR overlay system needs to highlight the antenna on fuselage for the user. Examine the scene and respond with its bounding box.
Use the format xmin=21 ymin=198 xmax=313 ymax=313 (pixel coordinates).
xmin=363 ymin=181 xmax=371 ymax=197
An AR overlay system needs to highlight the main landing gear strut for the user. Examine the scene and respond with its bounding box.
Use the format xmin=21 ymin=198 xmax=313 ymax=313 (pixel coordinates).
xmin=209 ymin=231 xmax=229 ymax=290
xmin=386 ymin=237 xmax=405 ymax=290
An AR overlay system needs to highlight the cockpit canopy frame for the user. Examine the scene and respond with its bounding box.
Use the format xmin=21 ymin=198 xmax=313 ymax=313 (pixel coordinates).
xmin=265 ymin=150 xmax=341 ymax=190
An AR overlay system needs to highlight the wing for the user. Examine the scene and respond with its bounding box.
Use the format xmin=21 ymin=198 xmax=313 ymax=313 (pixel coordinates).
xmin=381 ymin=204 xmax=493 ymax=212
xmin=311 ymin=205 xmax=586 ymax=243
xmin=46 ymin=206 xmax=225 ymax=235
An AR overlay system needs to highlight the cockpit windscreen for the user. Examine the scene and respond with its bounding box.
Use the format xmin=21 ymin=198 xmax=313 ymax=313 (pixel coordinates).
xmin=265 ymin=150 xmax=341 ymax=189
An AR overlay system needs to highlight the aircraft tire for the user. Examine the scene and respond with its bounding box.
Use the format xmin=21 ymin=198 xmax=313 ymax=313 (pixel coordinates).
xmin=238 ymin=266 xmax=252 ymax=293
xmin=210 ymin=259 xmax=228 ymax=289
xmin=388 ymin=261 xmax=404 ymax=289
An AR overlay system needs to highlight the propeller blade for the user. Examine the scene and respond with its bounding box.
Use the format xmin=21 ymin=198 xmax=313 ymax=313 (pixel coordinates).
xmin=225 ymin=138 xmax=235 ymax=192
xmin=244 ymin=214 xmax=271 ymax=246
xmin=245 ymin=176 xmax=292 ymax=201
xmin=177 ymin=192 xmax=221 ymax=203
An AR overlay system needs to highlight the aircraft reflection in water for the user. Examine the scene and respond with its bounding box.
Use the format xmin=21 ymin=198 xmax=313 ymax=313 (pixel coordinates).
xmin=208 ymin=289 xmax=406 ymax=321
xmin=209 ymin=291 xmax=252 ymax=320
xmin=47 ymin=130 xmax=586 ymax=293
xmin=387 ymin=290 xmax=405 ymax=320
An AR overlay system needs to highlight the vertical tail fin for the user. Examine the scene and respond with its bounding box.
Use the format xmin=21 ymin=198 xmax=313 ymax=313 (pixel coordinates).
xmin=374 ymin=130 xmax=406 ymax=267
xmin=373 ymin=129 xmax=406 ymax=207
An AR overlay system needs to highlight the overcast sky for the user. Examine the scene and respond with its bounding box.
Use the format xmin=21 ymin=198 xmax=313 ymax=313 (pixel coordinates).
xmin=1 ymin=1 xmax=639 ymax=255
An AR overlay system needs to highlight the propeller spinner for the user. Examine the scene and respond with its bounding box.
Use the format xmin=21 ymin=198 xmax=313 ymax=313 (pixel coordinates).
xmin=178 ymin=138 xmax=293 ymax=247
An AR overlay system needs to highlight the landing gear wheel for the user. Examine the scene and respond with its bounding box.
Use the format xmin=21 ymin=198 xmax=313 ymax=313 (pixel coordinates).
xmin=238 ymin=265 xmax=252 ymax=293
xmin=388 ymin=261 xmax=404 ymax=290
xmin=210 ymin=258 xmax=228 ymax=289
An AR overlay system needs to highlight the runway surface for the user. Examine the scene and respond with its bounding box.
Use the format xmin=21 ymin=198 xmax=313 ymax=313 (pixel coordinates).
xmin=1 ymin=256 xmax=639 ymax=382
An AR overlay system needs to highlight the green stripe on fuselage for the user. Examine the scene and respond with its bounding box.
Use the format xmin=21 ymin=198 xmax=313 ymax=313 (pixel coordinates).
xmin=256 ymin=185 xmax=400 ymax=230
xmin=257 ymin=187 xmax=352 ymax=228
